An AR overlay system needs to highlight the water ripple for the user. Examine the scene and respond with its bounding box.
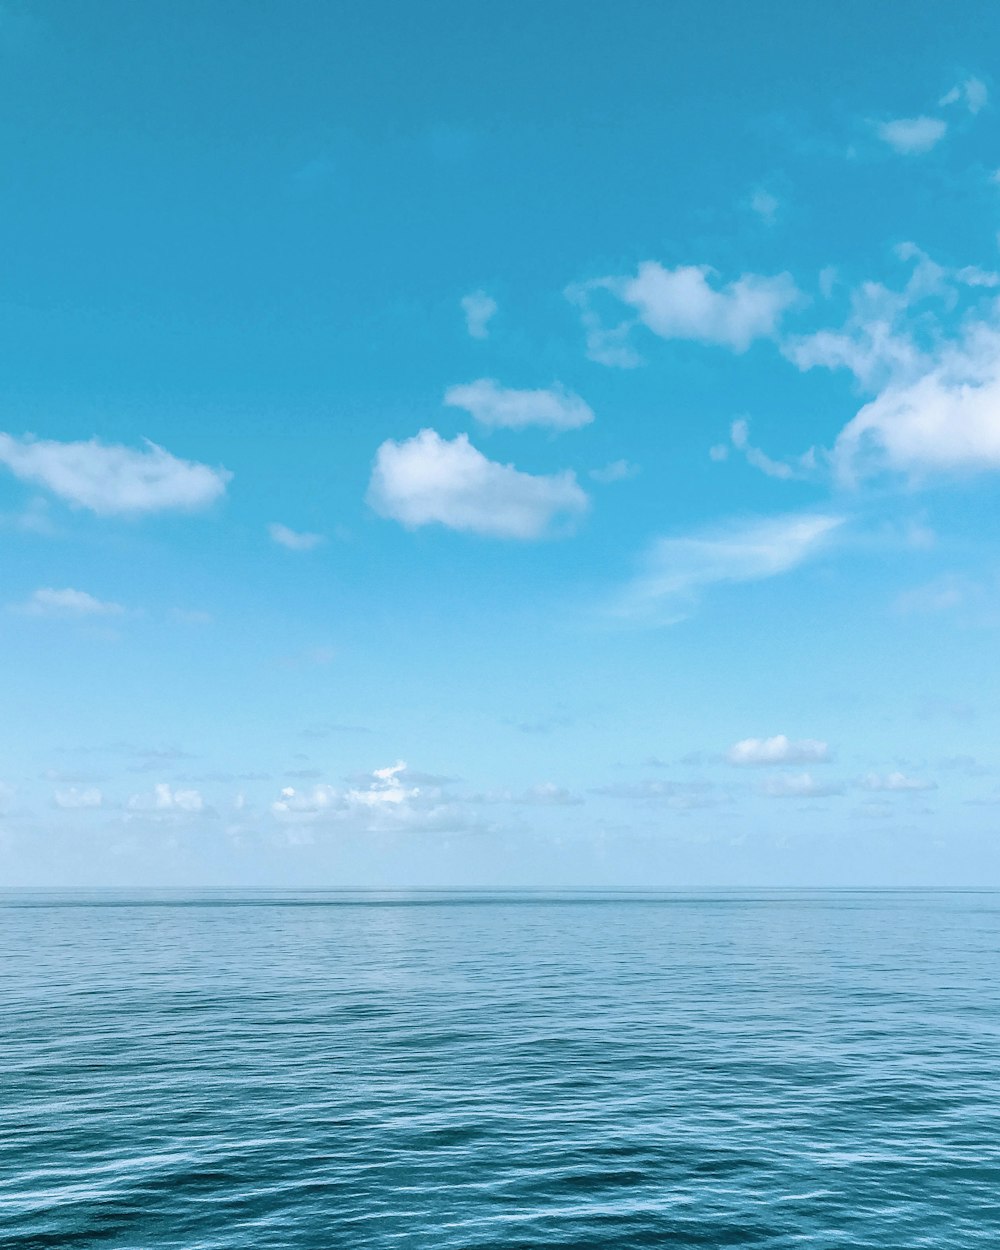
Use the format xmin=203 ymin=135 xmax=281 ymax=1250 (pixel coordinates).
xmin=2 ymin=890 xmax=999 ymax=1247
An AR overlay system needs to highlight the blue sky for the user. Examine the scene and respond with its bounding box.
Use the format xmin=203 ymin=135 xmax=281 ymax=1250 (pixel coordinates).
xmin=4 ymin=0 xmax=1000 ymax=886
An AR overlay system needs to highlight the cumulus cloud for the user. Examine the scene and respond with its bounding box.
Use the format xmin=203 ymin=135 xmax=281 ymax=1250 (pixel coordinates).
xmin=444 ymin=379 xmax=594 ymax=431
xmin=12 ymin=587 xmax=125 ymax=617
xmin=570 ymin=262 xmax=798 ymax=361
xmin=54 ymin=786 xmax=103 ymax=809
xmin=613 ymin=513 xmax=843 ymax=625
xmin=876 ymin=116 xmax=947 ymax=154
xmin=128 ymin=783 xmax=204 ymax=813
xmin=367 ymin=428 xmax=588 ymax=539
xmin=272 ymin=761 xmax=478 ymax=834
xmin=728 ymin=735 xmax=830 ymax=767
xmin=460 ymin=290 xmax=497 ymax=339
xmin=0 ymin=435 xmax=231 ymax=516
xmin=833 ymin=322 xmax=1000 ymax=481
xmin=268 ymin=522 xmax=324 ymax=551
xmin=759 ymin=772 xmax=844 ymax=798
xmin=860 ymin=771 xmax=937 ymax=792
xmin=786 ymin=249 xmax=1000 ymax=483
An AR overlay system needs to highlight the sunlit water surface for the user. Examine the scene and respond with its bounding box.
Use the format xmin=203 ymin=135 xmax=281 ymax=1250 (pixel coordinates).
xmin=3 ymin=890 xmax=999 ymax=1248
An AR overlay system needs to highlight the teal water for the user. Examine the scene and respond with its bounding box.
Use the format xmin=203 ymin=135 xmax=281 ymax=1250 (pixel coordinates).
xmin=2 ymin=890 xmax=999 ymax=1248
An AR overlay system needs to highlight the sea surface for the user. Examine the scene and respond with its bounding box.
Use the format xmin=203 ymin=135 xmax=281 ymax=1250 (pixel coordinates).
xmin=2 ymin=890 xmax=999 ymax=1248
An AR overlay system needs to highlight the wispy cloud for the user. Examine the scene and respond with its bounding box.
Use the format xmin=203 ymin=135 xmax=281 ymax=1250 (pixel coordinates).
xmin=876 ymin=116 xmax=947 ymax=154
xmin=268 ymin=522 xmax=324 ymax=551
xmin=0 ymin=435 xmax=231 ymax=516
xmin=860 ymin=771 xmax=936 ymax=793
xmin=12 ymin=587 xmax=125 ymax=617
xmin=128 ymin=782 xmax=205 ymax=814
xmin=460 ymin=290 xmax=497 ymax=339
xmin=590 ymin=459 xmax=639 ymax=484
xmin=718 ymin=418 xmax=818 ymax=480
xmin=368 ymin=429 xmax=588 ymax=539
xmin=940 ymin=77 xmax=988 ymax=115
xmin=612 ymin=512 xmax=844 ymax=625
xmin=444 ymin=379 xmax=594 ymax=431
xmin=727 ymin=735 xmax=830 ymax=767
xmin=759 ymin=772 xmax=844 ymax=799
xmin=54 ymin=786 xmax=103 ymax=809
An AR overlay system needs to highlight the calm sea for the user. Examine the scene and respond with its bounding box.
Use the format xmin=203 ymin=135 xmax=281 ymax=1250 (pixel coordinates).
xmin=3 ymin=890 xmax=999 ymax=1248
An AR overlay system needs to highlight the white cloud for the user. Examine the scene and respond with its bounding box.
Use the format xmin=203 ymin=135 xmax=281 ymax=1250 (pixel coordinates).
xmin=784 ymin=245 xmax=953 ymax=390
xmin=759 ymin=772 xmax=843 ymax=798
xmin=590 ymin=459 xmax=639 ymax=484
xmin=591 ymin=778 xmax=726 ymax=810
xmin=0 ymin=434 xmax=231 ymax=516
xmin=749 ymin=188 xmax=779 ymax=225
xmin=728 ymin=735 xmax=831 ymax=767
xmin=128 ymin=783 xmax=204 ymax=813
xmin=613 ymin=513 xmax=843 ymax=624
xmin=785 ymin=250 xmax=1000 ymax=483
xmin=460 ymin=290 xmax=497 ymax=339
xmin=268 ymin=522 xmax=324 ymax=551
xmin=728 ymin=418 xmax=818 ymax=480
xmin=861 ymin=771 xmax=937 ymax=792
xmin=833 ymin=321 xmax=1000 ymax=481
xmin=54 ymin=786 xmax=103 ymax=809
xmin=876 ymin=116 xmax=947 ymax=154
xmin=367 ymin=428 xmax=589 ymax=539
xmin=444 ymin=379 xmax=594 ymax=431
xmin=574 ymin=262 xmax=798 ymax=359
xmin=13 ymin=587 xmax=125 ymax=617
xmin=940 ymin=77 xmax=987 ymax=115
xmin=474 ymin=781 xmax=583 ymax=806
xmin=272 ymin=761 xmax=477 ymax=834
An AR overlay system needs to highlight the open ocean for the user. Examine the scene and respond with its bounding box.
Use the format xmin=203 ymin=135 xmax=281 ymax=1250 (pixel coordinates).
xmin=3 ymin=889 xmax=999 ymax=1248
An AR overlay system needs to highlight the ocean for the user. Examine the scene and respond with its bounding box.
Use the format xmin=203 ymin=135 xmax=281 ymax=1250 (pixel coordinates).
xmin=3 ymin=890 xmax=999 ymax=1247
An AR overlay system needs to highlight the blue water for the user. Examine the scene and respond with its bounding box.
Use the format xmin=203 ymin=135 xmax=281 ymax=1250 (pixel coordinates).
xmin=3 ymin=890 xmax=999 ymax=1248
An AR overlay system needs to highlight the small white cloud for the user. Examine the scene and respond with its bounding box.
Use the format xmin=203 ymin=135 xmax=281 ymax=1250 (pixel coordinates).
xmin=272 ymin=761 xmax=477 ymax=835
xmin=460 ymin=290 xmax=498 ymax=339
xmin=940 ymin=77 xmax=987 ymax=115
xmin=444 ymin=379 xmax=594 ymax=431
xmin=54 ymin=786 xmax=103 ymax=809
xmin=876 ymin=116 xmax=947 ymax=154
xmin=567 ymin=262 xmax=797 ymax=364
xmin=0 ymin=434 xmax=231 ymax=516
xmin=861 ymin=771 xmax=937 ymax=792
xmin=728 ymin=418 xmax=818 ymax=480
xmin=367 ymin=428 xmax=589 ymax=539
xmin=749 ymin=188 xmax=779 ymax=224
xmin=728 ymin=735 xmax=831 ymax=767
xmin=589 ymin=459 xmax=639 ymax=483
xmin=614 ymin=513 xmax=843 ymax=625
xmin=128 ymin=782 xmax=204 ymax=813
xmin=13 ymin=587 xmax=125 ymax=617
xmin=268 ymin=522 xmax=324 ymax=551
xmin=760 ymin=772 xmax=843 ymax=798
